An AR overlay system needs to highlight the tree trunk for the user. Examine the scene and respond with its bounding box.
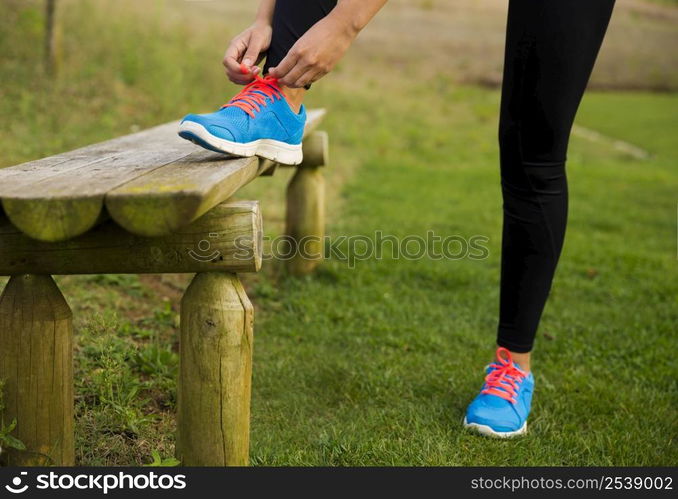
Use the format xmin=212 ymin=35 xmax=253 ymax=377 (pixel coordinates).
xmin=45 ymin=0 xmax=57 ymax=76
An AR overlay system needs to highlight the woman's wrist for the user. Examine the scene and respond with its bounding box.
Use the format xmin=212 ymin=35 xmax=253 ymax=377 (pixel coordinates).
xmin=252 ymin=17 xmax=272 ymax=29
xmin=333 ymin=0 xmax=385 ymax=35
xmin=326 ymin=8 xmax=362 ymax=40
xmin=254 ymin=0 xmax=276 ymax=27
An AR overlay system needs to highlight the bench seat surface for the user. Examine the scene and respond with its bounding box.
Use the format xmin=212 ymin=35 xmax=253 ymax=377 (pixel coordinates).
xmin=0 ymin=109 xmax=325 ymax=241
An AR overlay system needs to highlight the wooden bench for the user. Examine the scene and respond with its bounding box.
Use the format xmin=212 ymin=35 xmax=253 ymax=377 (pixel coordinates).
xmin=0 ymin=110 xmax=329 ymax=466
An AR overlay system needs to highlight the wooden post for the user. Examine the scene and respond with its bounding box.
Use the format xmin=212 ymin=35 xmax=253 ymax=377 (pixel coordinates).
xmin=285 ymin=131 xmax=328 ymax=276
xmin=0 ymin=274 xmax=74 ymax=466
xmin=177 ymin=272 xmax=253 ymax=466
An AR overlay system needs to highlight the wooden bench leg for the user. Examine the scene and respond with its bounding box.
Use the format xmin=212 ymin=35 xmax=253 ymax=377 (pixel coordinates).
xmin=177 ymin=272 xmax=253 ymax=466
xmin=285 ymin=131 xmax=328 ymax=276
xmin=0 ymin=274 xmax=74 ymax=466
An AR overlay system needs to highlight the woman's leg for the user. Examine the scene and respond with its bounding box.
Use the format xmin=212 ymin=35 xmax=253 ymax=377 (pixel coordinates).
xmin=265 ymin=0 xmax=338 ymax=71
xmin=497 ymin=0 xmax=616 ymax=360
xmin=465 ymin=0 xmax=615 ymax=438
xmin=265 ymin=0 xmax=338 ymax=110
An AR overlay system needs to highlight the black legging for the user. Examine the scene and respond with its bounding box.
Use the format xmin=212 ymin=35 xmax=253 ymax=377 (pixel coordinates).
xmin=267 ymin=0 xmax=615 ymax=353
xmin=497 ymin=0 xmax=614 ymax=352
xmin=264 ymin=0 xmax=338 ymax=72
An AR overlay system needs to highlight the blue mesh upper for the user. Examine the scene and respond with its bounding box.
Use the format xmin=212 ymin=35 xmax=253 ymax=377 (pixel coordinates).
xmin=181 ymin=93 xmax=306 ymax=145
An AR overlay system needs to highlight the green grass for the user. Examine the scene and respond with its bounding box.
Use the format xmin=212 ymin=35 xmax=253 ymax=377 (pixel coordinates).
xmin=0 ymin=0 xmax=677 ymax=466
xmin=241 ymin=86 xmax=678 ymax=466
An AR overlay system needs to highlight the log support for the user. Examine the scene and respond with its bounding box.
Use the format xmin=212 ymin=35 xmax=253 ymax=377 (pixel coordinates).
xmin=0 ymin=201 xmax=262 ymax=276
xmin=0 ymin=274 xmax=74 ymax=466
xmin=177 ymin=272 xmax=253 ymax=466
xmin=0 ymin=271 xmax=256 ymax=467
xmin=285 ymin=131 xmax=328 ymax=276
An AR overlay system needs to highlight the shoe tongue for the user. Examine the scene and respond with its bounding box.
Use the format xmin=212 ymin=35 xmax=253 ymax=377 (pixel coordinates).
xmin=250 ymin=90 xmax=273 ymax=104
xmin=223 ymin=88 xmax=274 ymax=115
xmin=483 ymin=362 xmax=523 ymax=403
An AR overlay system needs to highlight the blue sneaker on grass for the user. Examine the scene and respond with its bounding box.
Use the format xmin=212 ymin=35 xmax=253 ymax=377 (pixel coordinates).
xmin=464 ymin=347 xmax=534 ymax=438
xmin=178 ymin=70 xmax=306 ymax=165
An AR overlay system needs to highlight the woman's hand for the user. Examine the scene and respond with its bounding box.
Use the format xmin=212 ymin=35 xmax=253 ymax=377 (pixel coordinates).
xmin=268 ymin=15 xmax=358 ymax=88
xmin=223 ymin=21 xmax=273 ymax=85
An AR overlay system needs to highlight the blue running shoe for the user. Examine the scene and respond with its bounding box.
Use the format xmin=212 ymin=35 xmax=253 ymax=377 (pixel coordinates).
xmin=178 ymin=70 xmax=306 ymax=165
xmin=464 ymin=347 xmax=534 ymax=438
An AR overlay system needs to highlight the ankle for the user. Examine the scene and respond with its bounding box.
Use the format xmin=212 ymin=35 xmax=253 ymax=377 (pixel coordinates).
xmin=497 ymin=347 xmax=532 ymax=373
xmin=508 ymin=351 xmax=531 ymax=373
xmin=281 ymin=86 xmax=306 ymax=114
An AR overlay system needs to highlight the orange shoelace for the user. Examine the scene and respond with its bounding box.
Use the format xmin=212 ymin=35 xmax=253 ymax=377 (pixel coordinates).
xmin=222 ymin=64 xmax=283 ymax=118
xmin=481 ymin=347 xmax=527 ymax=404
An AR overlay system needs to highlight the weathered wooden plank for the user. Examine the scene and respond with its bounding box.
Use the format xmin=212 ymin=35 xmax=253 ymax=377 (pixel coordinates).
xmin=105 ymin=109 xmax=327 ymax=237
xmin=0 ymin=201 xmax=262 ymax=275
xmin=0 ymin=274 xmax=74 ymax=466
xmin=1 ymin=147 xmax=193 ymax=242
xmin=0 ymin=122 xmax=195 ymax=242
xmin=177 ymin=272 xmax=253 ymax=466
xmin=300 ymin=131 xmax=329 ymax=168
xmin=258 ymin=158 xmax=278 ymax=176
xmin=304 ymin=108 xmax=326 ymax=136
xmin=106 ymin=153 xmax=261 ymax=237
xmin=0 ymin=122 xmax=186 ymax=186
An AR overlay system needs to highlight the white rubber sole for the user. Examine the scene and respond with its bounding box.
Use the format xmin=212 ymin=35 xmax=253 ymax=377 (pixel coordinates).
xmin=178 ymin=121 xmax=303 ymax=165
xmin=463 ymin=417 xmax=527 ymax=438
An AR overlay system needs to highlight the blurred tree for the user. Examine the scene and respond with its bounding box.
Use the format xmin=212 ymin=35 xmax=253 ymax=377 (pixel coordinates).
xmin=45 ymin=0 xmax=57 ymax=76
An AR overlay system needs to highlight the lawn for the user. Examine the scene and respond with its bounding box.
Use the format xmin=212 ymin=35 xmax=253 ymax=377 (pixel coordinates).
xmin=0 ymin=0 xmax=676 ymax=466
